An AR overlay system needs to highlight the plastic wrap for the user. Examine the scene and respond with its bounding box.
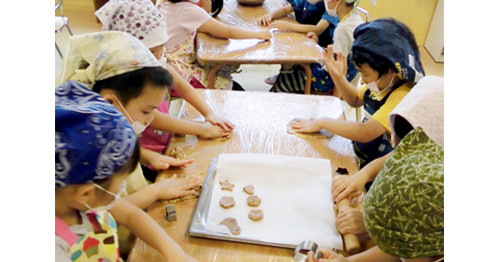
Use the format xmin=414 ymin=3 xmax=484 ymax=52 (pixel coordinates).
xmin=196 ymin=0 xmax=324 ymax=65
xmin=129 ymin=90 xmax=358 ymax=262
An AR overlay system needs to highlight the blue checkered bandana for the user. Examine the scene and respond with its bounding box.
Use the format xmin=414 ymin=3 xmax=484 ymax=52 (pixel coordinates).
xmin=55 ymin=80 xmax=137 ymax=187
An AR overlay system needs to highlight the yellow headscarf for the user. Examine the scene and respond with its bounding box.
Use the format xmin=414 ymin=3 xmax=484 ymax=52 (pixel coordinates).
xmin=59 ymin=31 xmax=161 ymax=88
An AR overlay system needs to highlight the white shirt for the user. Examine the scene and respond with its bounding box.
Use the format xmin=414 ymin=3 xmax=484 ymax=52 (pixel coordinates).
xmin=331 ymin=11 xmax=364 ymax=57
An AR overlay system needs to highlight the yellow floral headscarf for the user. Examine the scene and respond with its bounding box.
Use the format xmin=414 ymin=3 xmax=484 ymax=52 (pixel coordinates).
xmin=59 ymin=31 xmax=161 ymax=88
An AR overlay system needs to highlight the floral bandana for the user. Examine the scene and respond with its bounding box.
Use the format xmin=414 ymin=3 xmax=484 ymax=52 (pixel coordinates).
xmin=59 ymin=31 xmax=161 ymax=88
xmin=95 ymin=0 xmax=169 ymax=49
xmin=55 ymin=80 xmax=137 ymax=187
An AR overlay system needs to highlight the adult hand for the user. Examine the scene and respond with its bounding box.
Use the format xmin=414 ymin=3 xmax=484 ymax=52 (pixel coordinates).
xmin=331 ymin=173 xmax=365 ymax=203
xmin=323 ymin=45 xmax=347 ymax=79
xmin=150 ymin=153 xmax=194 ymax=170
xmin=336 ymin=207 xmax=367 ymax=236
xmin=291 ymin=118 xmax=323 ymax=133
xmin=198 ymin=121 xmax=231 ymax=138
xmin=154 ymin=174 xmax=202 ymax=200
xmin=205 ymin=113 xmax=235 ymax=132
xmin=306 ymin=249 xmax=348 ymax=262
xmin=257 ymin=14 xmax=272 ymax=26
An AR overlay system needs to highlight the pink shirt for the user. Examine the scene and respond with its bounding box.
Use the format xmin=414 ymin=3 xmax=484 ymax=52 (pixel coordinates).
xmin=138 ymin=100 xmax=171 ymax=155
xmin=157 ymin=1 xmax=211 ymax=49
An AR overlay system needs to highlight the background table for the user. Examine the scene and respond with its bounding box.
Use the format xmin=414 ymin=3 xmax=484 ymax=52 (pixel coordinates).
xmin=129 ymin=90 xmax=359 ymax=261
xmin=196 ymin=0 xmax=324 ymax=93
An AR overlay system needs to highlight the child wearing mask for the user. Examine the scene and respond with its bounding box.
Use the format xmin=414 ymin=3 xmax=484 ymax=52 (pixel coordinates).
xmin=55 ymin=86 xmax=196 ymax=261
xmin=292 ymin=19 xmax=425 ymax=168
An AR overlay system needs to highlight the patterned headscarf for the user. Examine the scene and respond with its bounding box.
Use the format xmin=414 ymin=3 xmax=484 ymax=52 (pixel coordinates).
xmin=95 ymin=0 xmax=169 ymax=49
xmin=59 ymin=31 xmax=161 ymax=88
xmin=352 ymin=18 xmax=425 ymax=83
xmin=363 ymin=127 xmax=444 ymax=258
xmin=55 ymin=80 xmax=137 ymax=187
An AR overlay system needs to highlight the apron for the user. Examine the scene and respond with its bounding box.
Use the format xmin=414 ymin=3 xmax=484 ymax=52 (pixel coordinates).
xmin=353 ymin=82 xmax=406 ymax=167
xmin=55 ymin=212 xmax=121 ymax=262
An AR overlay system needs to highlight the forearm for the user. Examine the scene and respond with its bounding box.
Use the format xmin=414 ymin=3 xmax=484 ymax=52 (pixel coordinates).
xmin=347 ymin=246 xmax=400 ymax=262
xmin=318 ymin=118 xmax=381 ymax=143
xmin=151 ymin=110 xmax=206 ymax=135
xmin=111 ymin=199 xmax=187 ymax=260
xmin=139 ymin=147 xmax=157 ymax=167
xmin=357 ymin=152 xmax=392 ymax=184
xmin=165 ymin=64 xmax=214 ymax=117
xmin=124 ymin=183 xmax=161 ymax=209
xmin=286 ymin=20 xmax=329 ymax=35
xmin=330 ymin=72 xmax=361 ymax=107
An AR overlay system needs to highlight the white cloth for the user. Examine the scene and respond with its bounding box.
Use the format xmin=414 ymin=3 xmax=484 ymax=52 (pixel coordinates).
xmin=389 ymin=76 xmax=444 ymax=147
xmin=331 ymin=11 xmax=364 ymax=57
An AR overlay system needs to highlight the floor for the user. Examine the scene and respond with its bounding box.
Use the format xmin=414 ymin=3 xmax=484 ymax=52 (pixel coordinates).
xmin=55 ymin=8 xmax=444 ymax=91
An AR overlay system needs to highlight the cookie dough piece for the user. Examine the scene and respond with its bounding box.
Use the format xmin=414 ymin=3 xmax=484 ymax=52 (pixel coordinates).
xmin=166 ymin=145 xmax=187 ymax=160
xmin=219 ymin=179 xmax=234 ymax=191
xmin=243 ymin=184 xmax=254 ymax=195
xmin=248 ymin=209 xmax=264 ymax=221
xmin=219 ymin=217 xmax=241 ymax=235
xmin=219 ymin=196 xmax=236 ymax=208
xmin=286 ymin=118 xmax=333 ymax=139
xmin=247 ymin=195 xmax=261 ymax=207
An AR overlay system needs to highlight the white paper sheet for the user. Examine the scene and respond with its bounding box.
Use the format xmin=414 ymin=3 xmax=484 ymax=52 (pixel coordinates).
xmin=204 ymin=153 xmax=343 ymax=250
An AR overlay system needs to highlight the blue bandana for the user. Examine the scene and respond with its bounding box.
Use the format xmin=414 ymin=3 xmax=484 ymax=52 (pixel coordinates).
xmin=352 ymin=19 xmax=425 ymax=83
xmin=55 ymin=80 xmax=137 ymax=187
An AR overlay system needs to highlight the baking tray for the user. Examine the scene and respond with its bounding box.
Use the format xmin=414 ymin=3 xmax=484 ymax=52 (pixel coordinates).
xmin=188 ymin=157 xmax=297 ymax=249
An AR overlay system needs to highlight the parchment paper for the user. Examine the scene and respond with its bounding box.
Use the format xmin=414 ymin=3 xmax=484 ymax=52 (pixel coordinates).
xmin=204 ymin=153 xmax=343 ymax=250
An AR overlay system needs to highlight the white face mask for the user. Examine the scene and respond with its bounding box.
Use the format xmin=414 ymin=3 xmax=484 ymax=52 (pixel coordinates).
xmin=113 ymin=95 xmax=151 ymax=135
xmin=307 ymin=0 xmax=322 ymax=5
xmin=366 ymin=74 xmax=395 ymax=94
xmin=325 ymin=0 xmax=338 ymax=17
xmin=82 ymin=181 xmax=126 ymax=213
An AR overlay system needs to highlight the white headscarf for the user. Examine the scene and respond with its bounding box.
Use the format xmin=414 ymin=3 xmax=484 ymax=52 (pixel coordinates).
xmin=95 ymin=0 xmax=169 ymax=49
xmin=389 ymin=75 xmax=444 ymax=147
xmin=59 ymin=31 xmax=161 ymax=88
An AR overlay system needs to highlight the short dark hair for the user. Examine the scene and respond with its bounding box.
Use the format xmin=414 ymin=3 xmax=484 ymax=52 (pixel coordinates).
xmin=93 ymin=67 xmax=172 ymax=105
xmin=353 ymin=18 xmax=420 ymax=77
xmin=212 ymin=0 xmax=223 ymax=17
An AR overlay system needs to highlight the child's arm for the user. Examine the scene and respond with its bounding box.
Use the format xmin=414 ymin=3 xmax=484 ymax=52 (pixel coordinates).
xmin=110 ymin=199 xmax=197 ymax=261
xmin=306 ymin=246 xmax=400 ymax=262
xmin=151 ymin=110 xmax=230 ymax=138
xmin=198 ymin=17 xmax=272 ymax=40
xmin=125 ymin=174 xmax=201 ymax=209
xmin=271 ymin=19 xmax=330 ymax=36
xmin=291 ymin=117 xmax=387 ymax=143
xmin=165 ymin=63 xmax=235 ymax=131
xmin=140 ymin=147 xmax=194 ymax=170
xmin=324 ymin=45 xmax=361 ymax=107
xmin=257 ymin=5 xmax=294 ymax=26
xmin=331 ymin=152 xmax=392 ymax=203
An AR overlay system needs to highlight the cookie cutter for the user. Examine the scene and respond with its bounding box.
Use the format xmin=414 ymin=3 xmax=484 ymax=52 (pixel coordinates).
xmin=293 ymin=240 xmax=322 ymax=262
xmin=165 ymin=204 xmax=177 ymax=222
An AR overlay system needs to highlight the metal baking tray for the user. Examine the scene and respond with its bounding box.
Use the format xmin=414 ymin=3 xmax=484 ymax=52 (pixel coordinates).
xmin=188 ymin=157 xmax=296 ymax=249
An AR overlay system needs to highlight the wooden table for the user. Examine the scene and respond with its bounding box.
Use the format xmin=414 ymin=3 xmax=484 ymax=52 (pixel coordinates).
xmin=196 ymin=0 xmax=324 ymax=93
xmin=129 ymin=90 xmax=359 ymax=261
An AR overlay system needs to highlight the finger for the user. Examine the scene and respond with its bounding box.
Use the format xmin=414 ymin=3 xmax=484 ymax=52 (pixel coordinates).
xmin=179 ymin=190 xmax=197 ymax=197
xmin=336 ymin=187 xmax=353 ymax=203
xmin=331 ymin=182 xmax=347 ymax=200
xmin=306 ymin=251 xmax=316 ymax=262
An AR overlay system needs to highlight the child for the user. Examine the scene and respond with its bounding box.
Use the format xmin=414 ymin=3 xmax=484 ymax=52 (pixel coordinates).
xmin=95 ymin=0 xmax=234 ymax=180
xmin=55 ymin=86 xmax=196 ymax=261
xmin=157 ymin=0 xmax=271 ymax=90
xmin=59 ymin=31 xmax=202 ymax=199
xmin=306 ymin=76 xmax=444 ymax=262
xmin=256 ymin=0 xmax=339 ymax=92
xmin=292 ymin=18 xmax=425 ymax=167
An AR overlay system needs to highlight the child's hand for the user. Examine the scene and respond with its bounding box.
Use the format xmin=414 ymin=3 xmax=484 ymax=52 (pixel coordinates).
xmin=291 ymin=118 xmax=323 ymax=133
xmin=306 ymin=249 xmax=348 ymax=262
xmin=256 ymin=30 xmax=272 ymax=40
xmin=270 ymin=21 xmax=293 ymax=31
xmin=198 ymin=121 xmax=231 ymax=138
xmin=323 ymin=45 xmax=347 ymax=79
xmin=336 ymin=207 xmax=367 ymax=236
xmin=154 ymin=174 xmax=202 ymax=200
xmin=205 ymin=113 xmax=235 ymax=132
xmin=307 ymin=32 xmax=319 ymax=43
xmin=257 ymin=14 xmax=272 ymax=26
xmin=150 ymin=153 xmax=194 ymax=170
xmin=331 ymin=173 xmax=365 ymax=203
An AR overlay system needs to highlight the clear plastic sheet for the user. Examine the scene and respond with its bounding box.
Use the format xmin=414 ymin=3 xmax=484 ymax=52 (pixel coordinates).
xmin=129 ymin=90 xmax=359 ymax=261
xmin=196 ymin=0 xmax=324 ymax=65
